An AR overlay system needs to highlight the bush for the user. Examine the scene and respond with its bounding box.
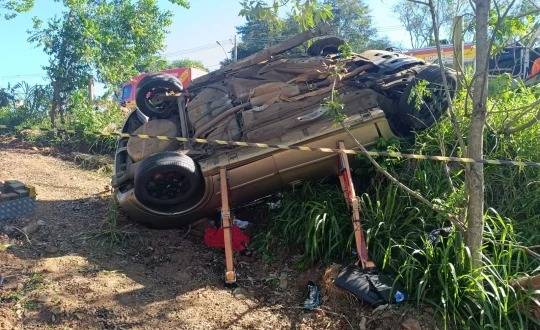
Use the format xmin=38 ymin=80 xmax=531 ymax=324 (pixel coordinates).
xmin=256 ymin=75 xmax=540 ymax=328
xmin=10 ymin=89 xmax=125 ymax=155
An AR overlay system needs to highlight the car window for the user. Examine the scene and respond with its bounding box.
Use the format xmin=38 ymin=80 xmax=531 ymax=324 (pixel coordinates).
xmin=121 ymin=85 xmax=133 ymax=101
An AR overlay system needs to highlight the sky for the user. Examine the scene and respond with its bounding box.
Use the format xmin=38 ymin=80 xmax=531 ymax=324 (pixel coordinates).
xmin=0 ymin=0 xmax=408 ymax=89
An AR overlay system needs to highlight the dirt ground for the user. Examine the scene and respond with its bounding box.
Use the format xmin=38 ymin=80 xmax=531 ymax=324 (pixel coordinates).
xmin=0 ymin=143 xmax=435 ymax=329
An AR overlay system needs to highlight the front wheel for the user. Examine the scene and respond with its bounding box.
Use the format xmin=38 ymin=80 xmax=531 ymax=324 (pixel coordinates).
xmin=394 ymin=65 xmax=457 ymax=136
xmin=134 ymin=152 xmax=204 ymax=211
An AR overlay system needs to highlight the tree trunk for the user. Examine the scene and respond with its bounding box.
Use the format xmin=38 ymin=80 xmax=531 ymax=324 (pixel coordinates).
xmin=466 ymin=0 xmax=490 ymax=268
xmin=50 ymin=80 xmax=60 ymax=128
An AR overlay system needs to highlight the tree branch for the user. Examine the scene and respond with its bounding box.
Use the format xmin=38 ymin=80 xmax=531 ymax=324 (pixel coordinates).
xmin=406 ymin=0 xmax=429 ymax=5
xmin=504 ymin=108 xmax=540 ymax=134
xmin=341 ymin=123 xmax=466 ymax=231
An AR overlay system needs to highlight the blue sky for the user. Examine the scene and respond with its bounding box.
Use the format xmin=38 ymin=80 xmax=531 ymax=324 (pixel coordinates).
xmin=0 ymin=0 xmax=407 ymax=88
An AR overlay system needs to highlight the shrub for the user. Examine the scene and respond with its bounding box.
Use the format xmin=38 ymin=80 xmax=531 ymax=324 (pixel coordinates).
xmin=10 ymin=89 xmax=125 ymax=154
xmin=256 ymin=75 xmax=540 ymax=328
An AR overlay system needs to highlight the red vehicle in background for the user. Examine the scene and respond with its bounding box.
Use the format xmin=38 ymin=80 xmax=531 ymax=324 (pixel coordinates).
xmin=119 ymin=67 xmax=207 ymax=109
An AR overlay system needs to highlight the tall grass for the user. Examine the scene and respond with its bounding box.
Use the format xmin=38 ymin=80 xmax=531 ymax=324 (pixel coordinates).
xmin=256 ymin=75 xmax=540 ymax=328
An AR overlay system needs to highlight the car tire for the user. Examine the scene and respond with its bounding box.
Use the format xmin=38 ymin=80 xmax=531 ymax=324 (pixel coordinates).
xmin=134 ymin=151 xmax=204 ymax=210
xmin=307 ymin=36 xmax=345 ymax=56
xmin=395 ymin=65 xmax=457 ymax=135
xmin=136 ymin=74 xmax=183 ymax=119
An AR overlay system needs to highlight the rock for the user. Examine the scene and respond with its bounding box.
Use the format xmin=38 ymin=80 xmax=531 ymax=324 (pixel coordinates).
xmin=1 ymin=279 xmax=20 ymax=291
xmin=401 ymin=318 xmax=421 ymax=330
xmin=372 ymin=304 xmax=389 ymax=314
xmin=45 ymin=245 xmax=59 ymax=254
xmin=279 ymin=272 xmax=288 ymax=290
xmin=22 ymin=220 xmax=45 ymax=235
xmin=233 ymin=287 xmax=248 ymax=299
xmin=3 ymin=225 xmax=16 ymax=235
xmin=37 ymin=309 xmax=55 ymax=323
xmin=359 ymin=317 xmax=367 ymax=330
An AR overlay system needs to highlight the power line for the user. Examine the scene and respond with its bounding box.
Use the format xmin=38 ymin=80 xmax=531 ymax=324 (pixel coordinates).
xmin=163 ymin=25 xmax=403 ymax=56
xmin=0 ymin=73 xmax=46 ymax=79
xmin=163 ymin=38 xmax=234 ymax=57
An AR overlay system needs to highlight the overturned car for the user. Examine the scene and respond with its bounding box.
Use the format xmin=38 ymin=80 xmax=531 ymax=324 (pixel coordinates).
xmin=112 ymin=28 xmax=457 ymax=228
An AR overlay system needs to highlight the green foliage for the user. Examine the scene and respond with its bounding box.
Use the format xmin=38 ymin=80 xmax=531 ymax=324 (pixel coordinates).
xmin=90 ymin=197 xmax=136 ymax=248
xmin=237 ymin=0 xmax=389 ymax=60
xmin=322 ymin=88 xmax=346 ymax=123
xmin=28 ymin=0 xmax=189 ymax=90
xmin=254 ymin=181 xmax=352 ymax=266
xmin=290 ymin=0 xmax=333 ymax=31
xmin=407 ymin=79 xmax=432 ymax=112
xmin=167 ymin=0 xmax=189 ymax=8
xmin=71 ymin=0 xmax=177 ymax=86
xmin=23 ymin=0 xmax=189 ymax=127
xmin=324 ymin=0 xmax=389 ymax=52
xmin=236 ymin=17 xmax=295 ymax=59
xmin=10 ymin=89 xmax=124 ymax=154
xmin=488 ymin=6 xmax=535 ymax=54
xmin=29 ymin=10 xmax=92 ymax=125
xmin=392 ymin=0 xmax=470 ymax=48
xmin=2 ymin=0 xmax=189 ymax=20
xmin=0 ymin=87 xmax=15 ymax=108
xmin=0 ymin=82 xmax=51 ymax=127
xmin=257 ymin=74 xmax=540 ymax=328
xmin=0 ymin=0 xmax=34 ymax=19
xmin=337 ymin=41 xmax=352 ymax=58
xmin=0 ymin=272 xmax=44 ymax=308
xmin=168 ymin=59 xmax=208 ymax=71
xmin=239 ymin=0 xmax=333 ymax=31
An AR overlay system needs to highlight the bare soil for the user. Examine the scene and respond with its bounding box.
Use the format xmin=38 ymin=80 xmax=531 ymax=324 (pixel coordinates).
xmin=0 ymin=144 xmax=435 ymax=329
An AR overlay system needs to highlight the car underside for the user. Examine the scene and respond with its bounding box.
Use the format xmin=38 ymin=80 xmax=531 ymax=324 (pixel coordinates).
xmin=112 ymin=27 xmax=457 ymax=228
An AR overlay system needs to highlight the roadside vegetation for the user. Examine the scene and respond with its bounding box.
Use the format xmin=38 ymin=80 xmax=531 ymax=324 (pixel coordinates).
xmin=0 ymin=0 xmax=539 ymax=329
xmin=257 ymin=73 xmax=540 ymax=328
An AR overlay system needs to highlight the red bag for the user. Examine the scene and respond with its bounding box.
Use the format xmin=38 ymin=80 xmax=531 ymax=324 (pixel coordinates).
xmin=203 ymin=225 xmax=250 ymax=252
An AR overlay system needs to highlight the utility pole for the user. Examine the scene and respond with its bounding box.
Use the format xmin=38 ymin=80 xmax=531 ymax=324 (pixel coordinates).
xmin=234 ymin=34 xmax=238 ymax=62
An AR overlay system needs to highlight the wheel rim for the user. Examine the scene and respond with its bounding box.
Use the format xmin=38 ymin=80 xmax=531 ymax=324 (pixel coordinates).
xmin=145 ymin=171 xmax=191 ymax=202
xmin=144 ymin=87 xmax=177 ymax=115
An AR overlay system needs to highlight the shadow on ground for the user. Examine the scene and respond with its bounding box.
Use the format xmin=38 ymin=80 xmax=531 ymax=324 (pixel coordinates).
xmin=0 ymin=146 xmax=433 ymax=329
xmin=2 ymin=197 xmax=388 ymax=329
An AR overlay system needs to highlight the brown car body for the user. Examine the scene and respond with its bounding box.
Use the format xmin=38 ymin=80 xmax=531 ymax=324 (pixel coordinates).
xmin=113 ymin=29 xmax=456 ymax=228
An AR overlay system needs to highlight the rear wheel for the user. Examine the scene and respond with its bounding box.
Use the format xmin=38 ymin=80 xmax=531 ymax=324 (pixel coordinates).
xmin=134 ymin=152 xmax=204 ymax=212
xmin=307 ymin=36 xmax=345 ymax=56
xmin=394 ymin=65 xmax=457 ymax=135
xmin=136 ymin=74 xmax=183 ymax=119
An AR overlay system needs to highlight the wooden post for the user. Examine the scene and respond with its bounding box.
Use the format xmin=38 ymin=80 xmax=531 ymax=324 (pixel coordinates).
xmin=219 ymin=168 xmax=236 ymax=285
xmin=452 ymin=16 xmax=464 ymax=83
xmin=337 ymin=141 xmax=374 ymax=270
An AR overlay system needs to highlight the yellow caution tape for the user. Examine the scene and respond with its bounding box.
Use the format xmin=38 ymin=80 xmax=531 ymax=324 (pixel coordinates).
xmin=1 ymin=124 xmax=539 ymax=168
